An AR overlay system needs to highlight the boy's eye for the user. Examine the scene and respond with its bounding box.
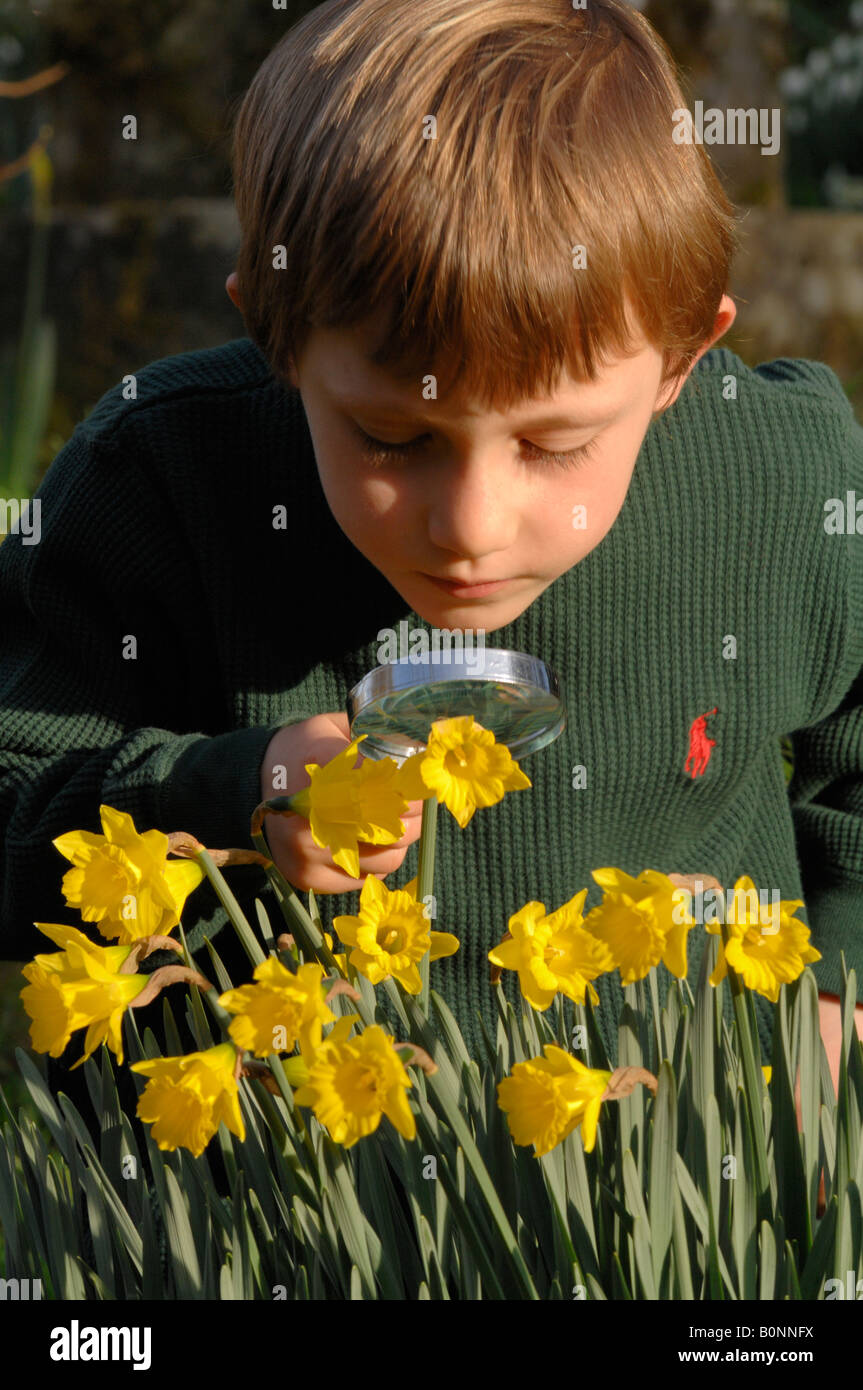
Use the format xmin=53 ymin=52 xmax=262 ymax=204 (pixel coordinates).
xmin=353 ymin=425 xmax=599 ymax=470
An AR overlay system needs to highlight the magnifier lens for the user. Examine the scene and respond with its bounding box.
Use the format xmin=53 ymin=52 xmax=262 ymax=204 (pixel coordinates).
xmin=346 ymin=649 xmax=565 ymax=762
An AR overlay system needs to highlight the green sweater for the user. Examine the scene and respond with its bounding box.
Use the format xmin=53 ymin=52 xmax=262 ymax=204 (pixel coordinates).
xmin=2 ymin=337 xmax=862 ymax=1073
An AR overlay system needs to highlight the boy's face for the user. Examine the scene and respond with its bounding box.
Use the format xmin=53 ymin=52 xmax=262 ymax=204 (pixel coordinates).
xmin=281 ymin=300 xmax=733 ymax=634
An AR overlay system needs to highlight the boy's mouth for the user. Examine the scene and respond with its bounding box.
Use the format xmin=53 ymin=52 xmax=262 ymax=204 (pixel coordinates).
xmin=420 ymin=573 xmax=512 ymax=598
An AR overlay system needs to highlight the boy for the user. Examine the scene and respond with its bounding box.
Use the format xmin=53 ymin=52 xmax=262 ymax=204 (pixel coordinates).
xmin=1 ymin=0 xmax=861 ymax=1110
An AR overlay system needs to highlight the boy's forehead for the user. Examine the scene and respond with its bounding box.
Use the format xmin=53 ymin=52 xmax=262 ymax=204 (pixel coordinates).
xmin=306 ymin=315 xmax=658 ymax=424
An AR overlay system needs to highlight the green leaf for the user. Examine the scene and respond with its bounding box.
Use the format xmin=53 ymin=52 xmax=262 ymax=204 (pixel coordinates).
xmin=730 ymin=1084 xmax=757 ymax=1299
xmin=161 ymin=1163 xmax=203 ymax=1298
xmin=78 ymin=1143 xmax=143 ymax=1276
xmin=798 ymin=970 xmax=824 ymax=1222
xmin=0 ymin=1117 xmax=23 ymax=1271
xmin=539 ymin=1144 xmax=577 ymax=1269
xmin=562 ymin=1118 xmax=600 ymax=1276
xmin=42 ymin=1158 xmax=87 ymax=1298
xmin=770 ymin=985 xmax=810 ymax=1255
xmin=799 ymin=1196 xmax=837 ymax=1299
xmin=834 ymin=1181 xmax=857 ymax=1283
xmin=648 ymin=1060 xmax=676 ymax=1294
xmin=355 ymin=1136 xmax=418 ymax=1297
xmin=417 ymin=1214 xmax=451 ymax=1299
xmin=161 ymin=996 xmax=183 ymax=1057
xmin=759 ymin=1218 xmax=777 ymax=1299
xmin=230 ymin=1171 xmax=260 ymax=1300
xmin=429 ymin=989 xmax=476 ymax=1074
xmin=402 ymin=994 xmax=539 ymax=1298
xmin=621 ymin=1149 xmax=656 ymax=1298
xmin=13 ymin=1049 xmax=74 ymax=1162
xmin=321 ymin=1139 xmax=380 ymax=1298
xmin=675 ymin=1151 xmax=708 ymax=1240
xmin=616 ymin=999 xmax=645 ymax=1175
xmin=77 ymin=1258 xmax=113 ymax=1301
xmin=671 ymin=1179 xmax=695 ymax=1299
xmin=79 ymin=1162 xmax=116 ymax=1294
xmin=195 ymin=848 xmax=267 ymax=967
xmin=202 ymin=934 xmax=239 ymax=993
xmin=255 ymin=897 xmax=278 ymax=956
xmin=291 ymin=1195 xmax=342 ymax=1291
xmin=140 ymin=1188 xmax=164 ymax=1300
xmin=412 ymin=1101 xmax=507 ymax=1299
xmin=784 ymin=1241 xmax=802 ymax=1299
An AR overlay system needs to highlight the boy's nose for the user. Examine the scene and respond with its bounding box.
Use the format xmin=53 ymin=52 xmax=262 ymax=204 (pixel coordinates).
xmin=426 ymin=456 xmax=519 ymax=558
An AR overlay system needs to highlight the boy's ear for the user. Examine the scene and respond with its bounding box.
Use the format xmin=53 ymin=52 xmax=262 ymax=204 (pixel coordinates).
xmin=225 ymin=272 xmax=243 ymax=312
xmin=225 ymin=271 xmax=300 ymax=389
xmin=654 ymin=294 xmax=738 ymax=413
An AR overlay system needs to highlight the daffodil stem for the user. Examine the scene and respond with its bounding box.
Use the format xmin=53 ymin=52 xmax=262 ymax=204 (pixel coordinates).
xmin=416 ymin=797 xmax=439 ymax=1011
xmin=176 ymin=916 xmax=233 ymax=1035
xmin=250 ymin=827 xmax=340 ymax=972
xmin=720 ymin=921 xmax=772 ymax=1221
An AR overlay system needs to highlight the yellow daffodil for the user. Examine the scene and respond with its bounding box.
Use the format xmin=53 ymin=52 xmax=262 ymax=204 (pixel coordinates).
xmin=581 ymin=867 xmax=696 ymax=984
xmin=497 ymin=1046 xmax=612 ymax=1156
xmin=130 ymin=1042 xmax=245 ymax=1157
xmin=488 ymin=890 xmax=615 ymax=1009
xmin=20 ymin=922 xmax=149 ymax=1067
xmin=706 ymin=875 xmax=820 ymax=1002
xmin=762 ymin=1066 xmax=772 ymax=1085
xmin=293 ymin=1015 xmax=416 ymax=1146
xmin=322 ymin=933 xmax=350 ymax=977
xmin=332 ymin=874 xmax=459 ymax=994
xmin=219 ymin=958 xmax=337 ymax=1058
xmin=52 ymin=804 xmax=205 ymax=943
xmin=395 ymin=716 xmax=531 ymax=828
xmin=286 ymin=736 xmax=408 ymax=879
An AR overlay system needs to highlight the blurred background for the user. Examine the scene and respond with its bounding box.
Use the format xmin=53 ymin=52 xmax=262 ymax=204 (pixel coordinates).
xmin=0 ymin=0 xmax=861 ymax=1097
xmin=1 ymin=0 xmax=862 ymax=493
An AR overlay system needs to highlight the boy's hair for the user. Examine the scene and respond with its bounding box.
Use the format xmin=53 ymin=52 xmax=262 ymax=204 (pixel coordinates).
xmin=229 ymin=0 xmax=738 ymax=408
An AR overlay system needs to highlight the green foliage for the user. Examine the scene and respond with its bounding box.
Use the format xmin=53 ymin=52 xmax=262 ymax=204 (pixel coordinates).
xmin=1 ymin=904 xmax=861 ymax=1300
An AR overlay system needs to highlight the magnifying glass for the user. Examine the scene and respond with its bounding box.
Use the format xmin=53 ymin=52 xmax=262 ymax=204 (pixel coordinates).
xmin=346 ymin=648 xmax=566 ymax=762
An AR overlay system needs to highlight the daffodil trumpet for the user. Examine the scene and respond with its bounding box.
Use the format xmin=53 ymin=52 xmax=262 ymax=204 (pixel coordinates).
xmin=52 ymin=804 xmax=206 ymax=944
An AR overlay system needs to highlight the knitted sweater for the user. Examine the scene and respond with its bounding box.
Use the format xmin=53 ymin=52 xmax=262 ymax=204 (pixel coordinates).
xmin=1 ymin=337 xmax=862 ymax=1074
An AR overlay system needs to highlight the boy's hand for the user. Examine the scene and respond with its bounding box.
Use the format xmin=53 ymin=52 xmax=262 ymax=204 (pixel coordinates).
xmin=258 ymin=712 xmax=424 ymax=892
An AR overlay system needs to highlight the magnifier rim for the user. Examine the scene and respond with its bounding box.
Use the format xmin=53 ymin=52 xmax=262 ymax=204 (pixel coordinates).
xmin=345 ymin=647 xmax=565 ymax=761
xmin=347 ymin=646 xmax=560 ymax=717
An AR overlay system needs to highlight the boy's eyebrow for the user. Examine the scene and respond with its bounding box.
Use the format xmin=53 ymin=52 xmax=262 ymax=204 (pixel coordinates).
xmin=332 ymin=393 xmax=613 ymax=429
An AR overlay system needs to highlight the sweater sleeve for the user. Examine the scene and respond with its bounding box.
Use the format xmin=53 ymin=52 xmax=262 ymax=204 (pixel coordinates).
xmin=788 ymin=386 xmax=863 ymax=999
xmin=0 ymin=422 xmax=311 ymax=962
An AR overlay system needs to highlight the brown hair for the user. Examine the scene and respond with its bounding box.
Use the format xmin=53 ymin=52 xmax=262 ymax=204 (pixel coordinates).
xmin=229 ymin=0 xmax=739 ymax=408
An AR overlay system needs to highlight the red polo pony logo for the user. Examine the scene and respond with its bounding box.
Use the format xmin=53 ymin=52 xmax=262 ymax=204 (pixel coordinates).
xmin=684 ymin=707 xmax=718 ymax=778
